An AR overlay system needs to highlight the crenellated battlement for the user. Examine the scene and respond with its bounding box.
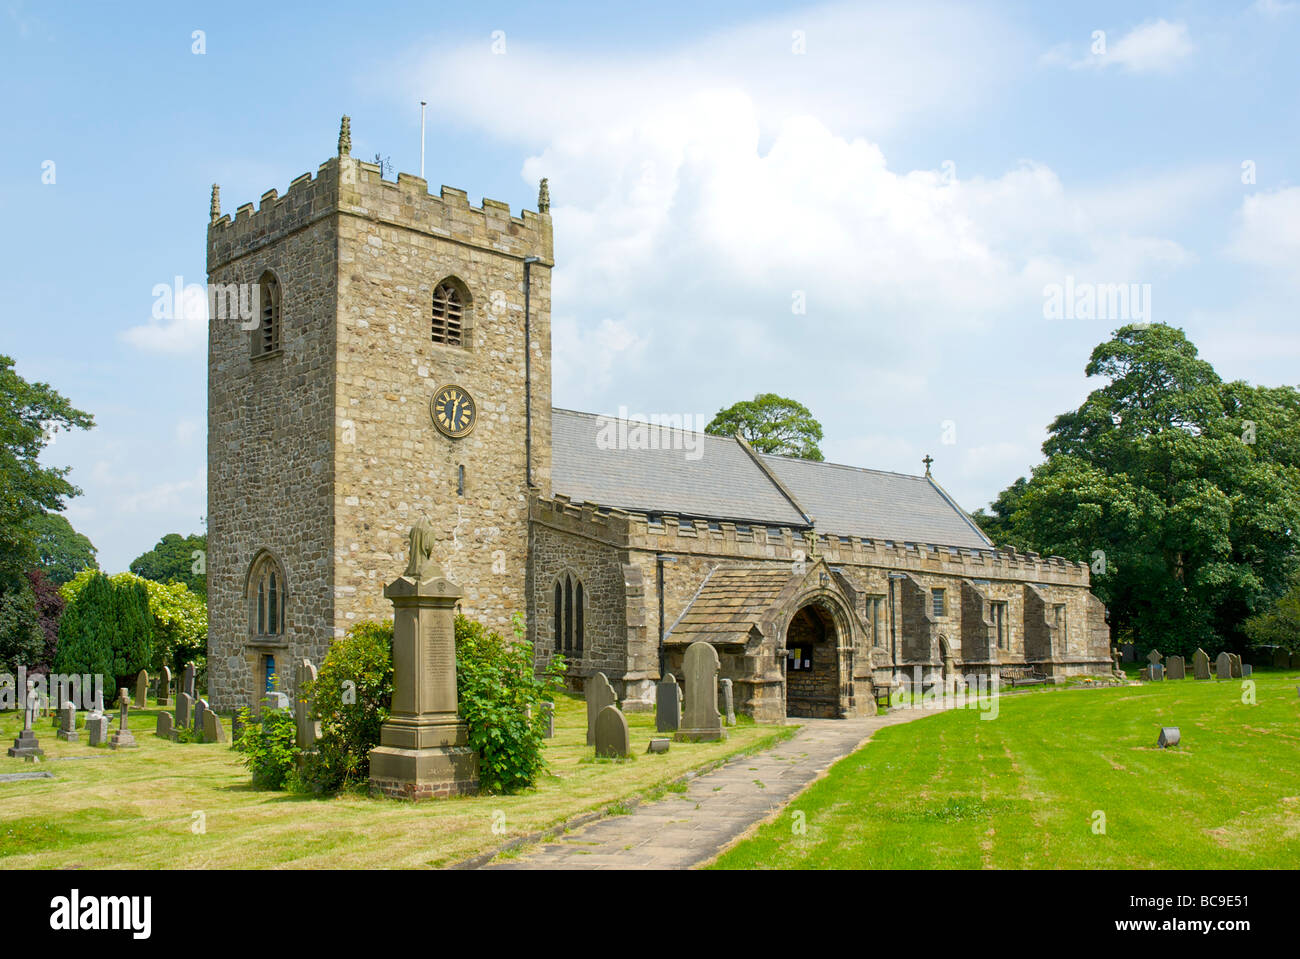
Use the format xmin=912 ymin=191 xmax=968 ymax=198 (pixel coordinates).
xmin=530 ymin=494 xmax=1091 ymax=588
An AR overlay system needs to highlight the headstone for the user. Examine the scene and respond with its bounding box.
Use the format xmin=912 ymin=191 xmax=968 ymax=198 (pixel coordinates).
xmin=7 ymin=682 xmax=43 ymax=758
xmin=646 ymin=738 xmax=670 ymax=754
xmin=203 ymin=709 xmax=227 ymax=744
xmin=541 ymin=701 xmax=555 ymax=739
xmin=585 ymin=672 xmax=618 ymax=746
xmin=175 ymin=692 xmax=193 ymax=730
xmin=1165 ymin=655 xmax=1185 ymax=680
xmin=262 ymin=692 xmax=289 ymax=711
xmin=594 ymin=704 xmax=630 ymax=759
xmin=655 ymin=674 xmax=682 ymax=733
xmin=1146 ymin=649 xmax=1163 ymax=666
xmin=134 ymin=669 xmax=148 ymax=709
xmin=294 ymin=659 xmax=321 ymax=751
xmin=1193 ymin=648 xmax=1211 ymax=680
xmin=1215 ymin=652 xmax=1232 ymax=680
xmin=367 ymin=519 xmax=479 ymax=798
xmin=1121 ymin=642 xmax=1136 ymax=663
xmin=86 ymin=714 xmax=109 ymax=746
xmin=56 ymin=701 xmax=78 ymax=742
xmin=1229 ymin=654 xmax=1243 ymax=679
xmin=1157 ymin=727 xmax=1180 ymax=748
xmin=183 ymin=662 xmax=196 ymax=699
xmin=675 ymin=641 xmax=726 ymax=743
xmin=108 ymin=687 xmax=137 ymax=750
xmin=155 ymin=711 xmax=174 ymax=740
xmin=1273 ymin=647 xmax=1289 ymax=669
xmin=193 ymin=698 xmax=208 ymax=736
xmin=1242 ymin=664 xmax=1253 ymax=678
xmin=719 ymin=678 xmax=736 ymax=725
xmin=157 ymin=665 xmax=172 ymax=707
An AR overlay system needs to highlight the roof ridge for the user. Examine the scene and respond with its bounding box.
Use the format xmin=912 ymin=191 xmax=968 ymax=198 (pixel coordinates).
xmin=759 ymin=449 xmax=928 ymax=481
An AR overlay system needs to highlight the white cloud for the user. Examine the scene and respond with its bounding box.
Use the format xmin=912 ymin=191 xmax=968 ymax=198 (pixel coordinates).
xmin=1226 ymin=186 xmax=1300 ymax=273
xmin=120 ymin=279 xmax=209 ymax=354
xmin=1044 ymin=19 xmax=1196 ymax=74
xmin=1251 ymin=0 xmax=1297 ymax=17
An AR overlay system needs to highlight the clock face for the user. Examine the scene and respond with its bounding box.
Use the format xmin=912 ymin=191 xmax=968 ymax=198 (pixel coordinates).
xmin=431 ymin=385 xmax=477 ymax=438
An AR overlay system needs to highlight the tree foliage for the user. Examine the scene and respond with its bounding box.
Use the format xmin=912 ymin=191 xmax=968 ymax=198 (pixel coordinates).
xmin=706 ymin=393 xmax=825 ymax=460
xmin=26 ymin=569 xmax=65 ymax=674
xmin=53 ymin=571 xmax=152 ymax=686
xmin=1243 ymin=568 xmax=1300 ymax=653
xmin=129 ymin=531 xmax=207 ymax=598
xmin=0 ymin=575 xmax=45 ymax=678
xmin=28 ymin=511 xmax=98 ymax=585
xmin=980 ymin=325 xmax=1300 ymax=658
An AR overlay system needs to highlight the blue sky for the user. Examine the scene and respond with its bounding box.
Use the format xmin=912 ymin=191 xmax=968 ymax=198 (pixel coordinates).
xmin=3 ymin=0 xmax=1299 ymax=572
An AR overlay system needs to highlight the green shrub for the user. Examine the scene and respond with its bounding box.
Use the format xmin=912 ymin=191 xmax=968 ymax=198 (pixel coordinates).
xmin=234 ymin=704 xmax=299 ymax=790
xmin=298 ymin=620 xmax=394 ymax=792
xmin=456 ymin=611 xmax=566 ymax=794
xmin=54 ymin=571 xmax=154 ymax=687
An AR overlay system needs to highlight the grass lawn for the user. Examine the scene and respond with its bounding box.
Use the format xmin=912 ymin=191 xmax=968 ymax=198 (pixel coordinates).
xmin=711 ymin=669 xmax=1300 ymax=869
xmin=0 ymin=693 xmax=793 ymax=869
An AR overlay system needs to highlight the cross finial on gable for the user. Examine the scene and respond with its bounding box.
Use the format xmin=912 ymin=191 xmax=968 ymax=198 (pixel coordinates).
xmin=922 ymin=454 xmax=934 ymax=477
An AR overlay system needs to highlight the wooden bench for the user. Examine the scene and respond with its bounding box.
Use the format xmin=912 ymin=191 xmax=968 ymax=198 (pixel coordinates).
xmin=1000 ymin=665 xmax=1049 ymax=687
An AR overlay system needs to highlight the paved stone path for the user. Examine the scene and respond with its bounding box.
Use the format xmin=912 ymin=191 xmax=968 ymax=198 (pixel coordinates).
xmin=486 ymin=705 xmax=948 ymax=870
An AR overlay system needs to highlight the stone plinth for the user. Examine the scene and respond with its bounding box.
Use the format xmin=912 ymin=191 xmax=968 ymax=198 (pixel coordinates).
xmin=368 ymin=529 xmax=478 ymax=799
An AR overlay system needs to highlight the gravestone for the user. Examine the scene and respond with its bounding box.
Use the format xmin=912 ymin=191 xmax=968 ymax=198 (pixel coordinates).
xmin=585 ymin=672 xmax=618 ymax=746
xmin=263 ymin=692 xmax=290 ymax=711
xmin=183 ymin=662 xmax=196 ymax=699
xmin=56 ymin=701 xmax=78 ymax=742
xmin=1273 ymin=648 xmax=1289 ymax=669
xmin=1121 ymin=642 xmax=1136 ymax=663
xmin=203 ymin=709 xmax=227 ymax=744
xmin=1165 ymin=655 xmax=1185 ymax=680
xmin=541 ymin=701 xmax=555 ymax=739
xmin=1242 ymin=664 xmax=1253 ymax=678
xmin=1157 ymin=727 xmax=1180 ymax=748
xmin=594 ymin=704 xmax=630 ymax=759
xmin=675 ymin=641 xmax=726 ymax=743
xmin=1193 ymin=648 xmax=1211 ymax=680
xmin=157 ymin=665 xmax=172 ymax=707
xmin=86 ymin=713 xmax=109 ymax=747
xmin=1146 ymin=649 xmax=1163 ymax=667
xmin=155 ymin=711 xmax=174 ymax=740
xmin=109 ymin=688 xmax=137 ymax=750
xmin=367 ymin=519 xmax=479 ymax=799
xmin=656 ymin=674 xmax=682 ymax=733
xmin=1229 ymin=654 xmax=1243 ymax=679
xmin=719 ymin=678 xmax=736 ymax=725
xmin=294 ymin=659 xmax=321 ymax=751
xmin=175 ymin=692 xmax=193 ymax=730
xmin=193 ymin=698 xmax=208 ymax=736
xmin=646 ymin=738 xmax=670 ymax=754
xmin=134 ymin=669 xmax=148 ymax=709
xmin=231 ymin=711 xmax=245 ymax=744
xmin=1215 ymin=652 xmax=1232 ymax=680
xmin=7 ymin=683 xmax=43 ymax=758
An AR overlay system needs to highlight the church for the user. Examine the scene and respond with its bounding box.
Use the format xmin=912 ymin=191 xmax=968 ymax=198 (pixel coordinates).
xmin=205 ymin=118 xmax=1113 ymax=718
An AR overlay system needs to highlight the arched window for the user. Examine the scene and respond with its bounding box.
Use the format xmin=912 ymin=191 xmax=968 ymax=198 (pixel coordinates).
xmin=431 ymin=279 xmax=469 ymax=347
xmin=254 ymin=271 xmax=282 ymax=356
xmin=247 ymin=552 xmax=287 ymax=640
xmin=553 ymin=572 xmax=585 ymax=657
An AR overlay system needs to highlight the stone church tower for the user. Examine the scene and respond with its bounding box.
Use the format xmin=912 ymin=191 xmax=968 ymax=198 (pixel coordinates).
xmin=206 ymin=117 xmax=553 ymax=711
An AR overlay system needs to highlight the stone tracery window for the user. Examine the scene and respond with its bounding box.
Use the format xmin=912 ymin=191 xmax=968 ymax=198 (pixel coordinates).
xmin=553 ymin=572 xmax=584 ymax=657
xmin=254 ymin=271 xmax=282 ymax=356
xmin=431 ymin=279 xmax=468 ymax=347
xmin=248 ymin=552 xmax=286 ymax=640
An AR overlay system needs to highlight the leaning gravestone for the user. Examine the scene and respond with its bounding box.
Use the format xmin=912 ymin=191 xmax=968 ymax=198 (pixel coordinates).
xmin=294 ymin=659 xmax=321 ymax=751
xmin=56 ymin=701 xmax=78 ymax=742
xmin=594 ymin=704 xmax=630 ymax=759
xmin=1193 ymin=648 xmax=1211 ymax=680
xmin=1215 ymin=652 xmax=1232 ymax=680
xmin=175 ymin=692 xmax=193 ymax=730
xmin=155 ymin=711 xmax=174 ymax=740
xmin=8 ymin=683 xmax=43 ymax=758
xmin=719 ymin=678 xmax=736 ymax=725
xmin=86 ymin=713 xmax=109 ymax=746
xmin=585 ymin=672 xmax=618 ymax=746
xmin=656 ymin=674 xmax=682 ymax=733
xmin=675 ymin=641 xmax=726 ymax=743
xmin=646 ymin=738 xmax=670 ymax=754
xmin=1229 ymin=654 xmax=1243 ymax=679
xmin=134 ymin=669 xmax=148 ymax=709
xmin=109 ymin=688 xmax=137 ymax=750
xmin=203 ymin=709 xmax=227 ymax=744
xmin=157 ymin=665 xmax=172 ymax=707
xmin=1165 ymin=655 xmax=1185 ymax=680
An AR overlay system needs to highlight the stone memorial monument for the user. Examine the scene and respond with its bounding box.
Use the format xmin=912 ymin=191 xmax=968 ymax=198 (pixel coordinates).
xmin=719 ymin=678 xmax=736 ymax=725
xmin=1193 ymin=648 xmax=1211 ymax=680
xmin=56 ymin=701 xmax=78 ymax=742
xmin=8 ymin=683 xmax=43 ymax=758
xmin=86 ymin=712 xmax=109 ymax=746
xmin=175 ymin=692 xmax=193 ymax=730
xmin=1165 ymin=655 xmax=1185 ymax=680
xmin=1215 ymin=652 xmax=1232 ymax=680
xmin=295 ymin=658 xmax=321 ymax=752
xmin=541 ymin=701 xmax=555 ymax=738
xmin=594 ymin=704 xmax=630 ymax=759
xmin=1229 ymin=654 xmax=1243 ymax=679
xmin=656 ymin=674 xmax=682 ymax=733
xmin=193 ymin=698 xmax=208 ymax=736
xmin=675 ymin=641 xmax=726 ymax=743
xmin=585 ymin=672 xmax=618 ymax=746
xmin=157 ymin=665 xmax=172 ymax=707
xmin=109 ymin=688 xmax=138 ymax=750
xmin=368 ymin=519 xmax=479 ymax=799
xmin=203 ymin=709 xmax=227 ymax=744
xmin=183 ymin=662 xmax=196 ymax=699
xmin=134 ymin=669 xmax=149 ymax=709
xmin=155 ymin=711 xmax=174 ymax=740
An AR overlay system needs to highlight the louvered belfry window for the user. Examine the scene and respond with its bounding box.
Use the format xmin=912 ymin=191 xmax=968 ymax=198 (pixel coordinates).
xmin=431 ymin=282 xmax=464 ymax=346
xmin=256 ymin=272 xmax=281 ymax=355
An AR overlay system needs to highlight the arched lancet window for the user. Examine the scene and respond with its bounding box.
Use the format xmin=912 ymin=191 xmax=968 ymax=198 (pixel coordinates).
xmin=553 ymin=572 xmax=585 ymax=657
xmin=248 ymin=552 xmax=287 ymax=640
xmin=431 ymin=278 xmax=470 ymax=347
xmin=254 ymin=271 xmax=282 ymax=356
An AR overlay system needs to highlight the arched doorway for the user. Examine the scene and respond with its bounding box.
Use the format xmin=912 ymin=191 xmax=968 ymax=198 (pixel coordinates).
xmin=784 ymin=603 xmax=842 ymax=718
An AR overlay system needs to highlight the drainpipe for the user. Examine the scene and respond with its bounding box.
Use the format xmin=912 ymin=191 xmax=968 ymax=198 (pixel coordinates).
xmin=523 ymin=256 xmax=540 ymax=490
xmin=657 ymin=554 xmax=677 ymax=678
xmin=888 ymin=573 xmax=906 ymax=689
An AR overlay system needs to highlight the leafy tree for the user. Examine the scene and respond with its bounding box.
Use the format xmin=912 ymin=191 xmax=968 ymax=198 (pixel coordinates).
xmin=26 ymin=569 xmax=65 ymax=674
xmin=706 ymin=393 xmax=825 ymax=460
xmin=0 ymin=355 xmax=93 ymax=580
xmin=54 ymin=572 xmax=153 ymax=687
xmin=0 ymin=575 xmax=44 ymax=678
xmin=129 ymin=532 xmax=207 ymax=598
xmin=28 ymin=512 xmax=98 ymax=584
xmin=1243 ymin=568 xmax=1300 ymax=654
xmin=61 ymin=569 xmax=206 ymax=676
xmin=971 ymin=476 xmax=1029 ymax=548
xmin=981 ymin=324 xmax=1300 ymax=658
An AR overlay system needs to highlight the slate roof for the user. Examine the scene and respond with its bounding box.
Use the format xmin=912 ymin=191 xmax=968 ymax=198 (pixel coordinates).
xmin=550 ymin=408 xmax=993 ymax=550
xmin=664 ymin=566 xmax=795 ymax=647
